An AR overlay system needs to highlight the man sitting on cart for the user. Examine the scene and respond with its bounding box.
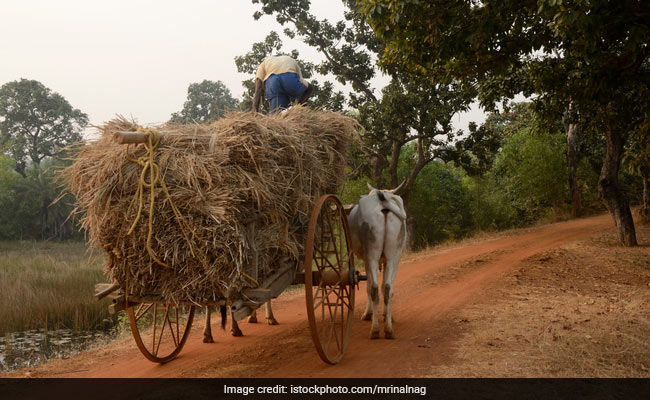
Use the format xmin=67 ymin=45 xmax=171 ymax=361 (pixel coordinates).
xmin=252 ymin=55 xmax=313 ymax=114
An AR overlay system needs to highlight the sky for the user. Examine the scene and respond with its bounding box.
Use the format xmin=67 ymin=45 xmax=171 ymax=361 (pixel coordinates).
xmin=1 ymin=0 xmax=486 ymax=131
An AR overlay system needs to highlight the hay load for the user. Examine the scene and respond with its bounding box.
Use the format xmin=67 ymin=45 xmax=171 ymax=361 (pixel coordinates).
xmin=65 ymin=106 xmax=357 ymax=304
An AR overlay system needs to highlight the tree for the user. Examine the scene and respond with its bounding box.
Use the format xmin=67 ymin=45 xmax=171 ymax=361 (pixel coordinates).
xmin=494 ymin=128 xmax=568 ymax=223
xmin=248 ymin=0 xmax=477 ymax=199
xmin=398 ymin=147 xmax=473 ymax=248
xmin=0 ymin=155 xmax=78 ymax=240
xmin=170 ymin=80 xmax=239 ymax=124
xmin=359 ymin=0 xmax=650 ymax=246
xmin=0 ymin=155 xmax=21 ymax=238
xmin=0 ymin=79 xmax=88 ymax=177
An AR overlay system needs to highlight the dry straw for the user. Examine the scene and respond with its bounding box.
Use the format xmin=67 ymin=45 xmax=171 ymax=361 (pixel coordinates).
xmin=63 ymin=106 xmax=358 ymax=305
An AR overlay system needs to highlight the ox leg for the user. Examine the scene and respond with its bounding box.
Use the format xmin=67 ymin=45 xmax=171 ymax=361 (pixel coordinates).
xmin=361 ymin=263 xmax=373 ymax=321
xmin=365 ymin=259 xmax=381 ymax=339
xmin=382 ymin=262 xmax=398 ymax=339
xmin=203 ymin=306 xmax=214 ymax=343
xmin=265 ymin=301 xmax=279 ymax=325
xmin=382 ymin=214 xmax=405 ymax=340
xmin=231 ymin=310 xmax=243 ymax=337
xmin=248 ymin=309 xmax=258 ymax=323
xmin=361 ymin=302 xmax=373 ymax=321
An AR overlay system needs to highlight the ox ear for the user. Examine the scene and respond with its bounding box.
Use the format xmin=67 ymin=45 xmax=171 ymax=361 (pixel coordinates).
xmin=367 ymin=182 xmax=377 ymax=192
xmin=387 ymin=180 xmax=406 ymax=195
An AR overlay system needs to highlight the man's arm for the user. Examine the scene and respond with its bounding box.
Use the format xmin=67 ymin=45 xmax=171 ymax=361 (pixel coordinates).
xmin=253 ymin=78 xmax=264 ymax=112
xmin=297 ymin=84 xmax=313 ymax=105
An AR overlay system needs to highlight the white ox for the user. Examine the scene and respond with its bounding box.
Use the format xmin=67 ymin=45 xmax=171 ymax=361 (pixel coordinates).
xmin=348 ymin=183 xmax=407 ymax=339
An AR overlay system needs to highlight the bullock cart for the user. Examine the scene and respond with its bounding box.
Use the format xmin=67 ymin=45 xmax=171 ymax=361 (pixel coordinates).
xmin=94 ymin=130 xmax=359 ymax=365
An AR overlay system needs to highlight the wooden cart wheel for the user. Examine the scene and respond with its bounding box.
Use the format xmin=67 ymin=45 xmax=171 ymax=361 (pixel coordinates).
xmin=304 ymin=194 xmax=355 ymax=364
xmin=127 ymin=302 xmax=195 ymax=363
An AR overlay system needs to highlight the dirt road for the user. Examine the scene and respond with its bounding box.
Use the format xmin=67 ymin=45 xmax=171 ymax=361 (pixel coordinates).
xmin=9 ymin=213 xmax=613 ymax=378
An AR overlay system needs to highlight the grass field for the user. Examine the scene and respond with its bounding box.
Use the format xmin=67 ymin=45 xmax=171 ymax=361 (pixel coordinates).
xmin=0 ymin=242 xmax=113 ymax=334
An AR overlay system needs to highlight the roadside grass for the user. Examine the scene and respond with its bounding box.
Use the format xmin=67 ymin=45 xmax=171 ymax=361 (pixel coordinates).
xmin=0 ymin=242 xmax=114 ymax=334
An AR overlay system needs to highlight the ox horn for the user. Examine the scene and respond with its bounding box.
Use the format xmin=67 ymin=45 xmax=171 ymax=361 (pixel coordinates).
xmin=367 ymin=182 xmax=377 ymax=192
xmin=388 ymin=180 xmax=406 ymax=195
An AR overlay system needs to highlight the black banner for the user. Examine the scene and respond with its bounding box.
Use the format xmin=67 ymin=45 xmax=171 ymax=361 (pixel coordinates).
xmin=1 ymin=378 xmax=649 ymax=400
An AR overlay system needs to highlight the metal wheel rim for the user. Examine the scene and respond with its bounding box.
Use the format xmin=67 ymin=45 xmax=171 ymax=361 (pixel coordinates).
xmin=127 ymin=302 xmax=195 ymax=363
xmin=304 ymin=194 xmax=355 ymax=364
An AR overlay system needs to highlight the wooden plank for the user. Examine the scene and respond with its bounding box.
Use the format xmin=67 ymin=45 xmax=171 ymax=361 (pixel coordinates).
xmin=241 ymin=288 xmax=272 ymax=301
xmin=233 ymin=261 xmax=296 ymax=321
xmin=94 ymin=283 xmax=120 ymax=300
xmin=263 ymin=262 xmax=296 ymax=298
xmin=108 ymin=299 xmax=138 ymax=315
xmin=123 ymin=294 xmax=225 ymax=307
xmin=113 ymin=131 xmax=149 ymax=144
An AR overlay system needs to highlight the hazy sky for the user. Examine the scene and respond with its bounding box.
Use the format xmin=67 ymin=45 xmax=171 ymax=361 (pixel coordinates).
xmin=1 ymin=0 xmax=485 ymax=130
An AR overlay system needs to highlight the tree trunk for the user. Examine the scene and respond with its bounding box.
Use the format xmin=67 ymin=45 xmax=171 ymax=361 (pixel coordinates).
xmin=598 ymin=127 xmax=637 ymax=246
xmin=14 ymin=161 xmax=27 ymax=178
xmin=369 ymin=153 xmax=388 ymax=188
xmin=40 ymin=196 xmax=49 ymax=240
xmin=641 ymin=172 xmax=650 ymax=224
xmin=566 ymin=122 xmax=582 ymax=217
xmin=388 ymin=139 xmax=402 ymax=189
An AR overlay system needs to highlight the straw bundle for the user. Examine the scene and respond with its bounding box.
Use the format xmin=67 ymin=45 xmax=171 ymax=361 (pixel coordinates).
xmin=64 ymin=106 xmax=357 ymax=304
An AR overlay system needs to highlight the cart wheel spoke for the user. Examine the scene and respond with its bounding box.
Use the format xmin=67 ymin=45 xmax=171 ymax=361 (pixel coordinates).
xmin=135 ymin=302 xmax=153 ymax=322
xmin=153 ymin=305 xmax=170 ymax=356
xmin=167 ymin=310 xmax=179 ymax=347
xmin=304 ymin=194 xmax=355 ymax=365
xmin=128 ymin=301 xmax=195 ymax=363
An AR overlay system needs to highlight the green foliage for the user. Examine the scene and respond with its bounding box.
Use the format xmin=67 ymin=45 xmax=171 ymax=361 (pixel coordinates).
xmin=0 ymin=79 xmax=87 ymax=177
xmin=170 ymin=80 xmax=239 ymax=123
xmin=0 ymin=156 xmax=79 ymax=240
xmin=359 ymin=1 xmax=650 ymax=110
xmin=358 ymin=1 xmax=650 ymax=244
xmin=405 ymin=161 xmax=473 ymax=248
xmin=624 ymin=116 xmax=650 ymax=179
xmin=462 ymin=173 xmax=519 ymax=231
xmin=458 ymin=102 xmax=606 ymax=230
xmin=338 ymin=171 xmax=370 ymax=206
xmin=0 ymin=155 xmax=21 ymax=238
xmin=576 ymin=156 xmax=602 ymax=214
xmin=493 ymin=129 xmax=568 ymax=223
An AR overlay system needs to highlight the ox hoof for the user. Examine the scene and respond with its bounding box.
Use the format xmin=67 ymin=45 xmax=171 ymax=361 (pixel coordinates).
xmin=202 ymin=336 xmax=214 ymax=343
xmin=231 ymin=329 xmax=243 ymax=337
xmin=370 ymin=330 xmax=380 ymax=340
xmin=384 ymin=330 xmax=396 ymax=340
xmin=361 ymin=312 xmax=372 ymax=321
xmin=267 ymin=318 xmax=279 ymax=326
xmin=248 ymin=315 xmax=258 ymax=323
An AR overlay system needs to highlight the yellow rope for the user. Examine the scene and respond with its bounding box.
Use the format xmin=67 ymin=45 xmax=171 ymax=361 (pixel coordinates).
xmin=120 ymin=127 xmax=170 ymax=268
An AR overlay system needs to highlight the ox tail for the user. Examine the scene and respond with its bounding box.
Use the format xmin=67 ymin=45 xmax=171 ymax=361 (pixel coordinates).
xmin=376 ymin=191 xmax=407 ymax=221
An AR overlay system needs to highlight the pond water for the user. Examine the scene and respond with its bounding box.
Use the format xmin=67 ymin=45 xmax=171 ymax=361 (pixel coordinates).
xmin=0 ymin=328 xmax=116 ymax=371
